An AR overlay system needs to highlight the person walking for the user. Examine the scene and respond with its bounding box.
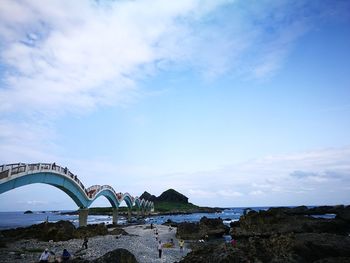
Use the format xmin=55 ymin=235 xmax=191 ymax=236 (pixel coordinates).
xmin=82 ymin=236 xmax=88 ymax=249
xmin=39 ymin=248 xmax=50 ymax=262
xmin=158 ymin=240 xmax=163 ymax=259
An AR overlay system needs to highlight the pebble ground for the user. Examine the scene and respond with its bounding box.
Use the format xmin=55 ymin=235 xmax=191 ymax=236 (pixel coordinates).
xmin=0 ymin=224 xmax=190 ymax=263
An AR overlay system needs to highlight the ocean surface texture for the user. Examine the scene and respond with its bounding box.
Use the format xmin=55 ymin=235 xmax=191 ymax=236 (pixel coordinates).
xmin=0 ymin=207 xmax=261 ymax=230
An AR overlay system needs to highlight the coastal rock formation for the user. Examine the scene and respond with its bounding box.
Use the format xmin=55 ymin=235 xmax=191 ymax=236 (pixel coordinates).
xmin=92 ymin=248 xmax=138 ymax=263
xmin=181 ymin=206 xmax=350 ymax=263
xmin=1 ymin=221 xmax=110 ymax=242
xmin=139 ymin=191 xmax=157 ymax=202
xmin=157 ymin=189 xmax=189 ymax=203
xmin=140 ymin=189 xmax=189 ymax=204
xmin=232 ymin=208 xmax=349 ymax=237
xmin=72 ymin=248 xmax=138 ymax=263
xmin=177 ymin=217 xmax=229 ymax=240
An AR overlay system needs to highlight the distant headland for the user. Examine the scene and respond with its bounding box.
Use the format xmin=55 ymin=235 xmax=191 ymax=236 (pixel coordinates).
xmin=63 ymin=188 xmax=223 ymax=216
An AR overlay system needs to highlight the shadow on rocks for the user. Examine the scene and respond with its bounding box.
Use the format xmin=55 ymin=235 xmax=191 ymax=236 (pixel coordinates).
xmin=71 ymin=248 xmax=138 ymax=263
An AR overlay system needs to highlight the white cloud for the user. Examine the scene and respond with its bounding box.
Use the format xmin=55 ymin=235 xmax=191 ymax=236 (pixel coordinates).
xmin=217 ymin=190 xmax=243 ymax=198
xmin=249 ymin=190 xmax=264 ymax=196
xmin=0 ymin=0 xmax=232 ymax=116
xmin=18 ymin=200 xmax=48 ymax=206
xmin=1 ymin=0 xmax=344 ymax=117
xmin=173 ymin=146 xmax=350 ymax=206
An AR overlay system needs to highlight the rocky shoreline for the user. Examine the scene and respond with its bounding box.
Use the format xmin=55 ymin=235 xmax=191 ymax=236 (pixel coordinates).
xmin=1 ymin=205 xmax=349 ymax=262
xmin=0 ymin=223 xmax=190 ymax=263
xmin=176 ymin=205 xmax=350 ymax=262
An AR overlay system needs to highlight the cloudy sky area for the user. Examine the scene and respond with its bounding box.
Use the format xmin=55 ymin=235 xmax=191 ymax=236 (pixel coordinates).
xmin=0 ymin=0 xmax=350 ymax=211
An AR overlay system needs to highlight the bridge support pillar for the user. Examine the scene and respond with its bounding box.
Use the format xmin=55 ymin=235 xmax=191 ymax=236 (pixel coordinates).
xmin=78 ymin=208 xmax=89 ymax=227
xmin=127 ymin=209 xmax=131 ymax=222
xmin=112 ymin=208 xmax=119 ymax=225
xmin=137 ymin=208 xmax=140 ymax=219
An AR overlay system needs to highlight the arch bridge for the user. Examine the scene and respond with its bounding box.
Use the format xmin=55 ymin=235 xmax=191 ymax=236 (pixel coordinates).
xmin=0 ymin=163 xmax=154 ymax=227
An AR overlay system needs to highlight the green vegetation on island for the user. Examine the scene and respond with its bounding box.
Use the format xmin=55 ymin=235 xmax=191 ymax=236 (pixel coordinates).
xmin=63 ymin=189 xmax=222 ymax=215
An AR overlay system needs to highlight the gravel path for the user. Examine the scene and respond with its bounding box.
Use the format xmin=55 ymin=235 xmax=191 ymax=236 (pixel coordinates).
xmin=0 ymin=224 xmax=190 ymax=263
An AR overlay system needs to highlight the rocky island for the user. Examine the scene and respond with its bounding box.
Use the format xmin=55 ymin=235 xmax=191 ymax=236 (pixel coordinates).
xmin=62 ymin=188 xmax=223 ymax=216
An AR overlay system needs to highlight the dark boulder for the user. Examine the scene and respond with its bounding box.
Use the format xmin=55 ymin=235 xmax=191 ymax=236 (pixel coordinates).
xmin=177 ymin=217 xmax=229 ymax=240
xmin=93 ymin=248 xmax=138 ymax=263
xmin=109 ymin=227 xmax=128 ymax=236
xmin=71 ymin=248 xmax=138 ymax=263
xmin=231 ymin=208 xmax=349 ymax=238
xmin=1 ymin=221 xmax=110 ymax=242
xmin=177 ymin=222 xmax=200 ymax=240
xmin=336 ymin=205 xmax=350 ymax=222
xmin=179 ymin=241 xmax=247 ymax=263
xmin=292 ymin=233 xmax=350 ymax=262
xmin=162 ymin=219 xmax=178 ymax=227
xmin=1 ymin=220 xmax=75 ymax=241
xmin=74 ymin=224 xmax=108 ymax=239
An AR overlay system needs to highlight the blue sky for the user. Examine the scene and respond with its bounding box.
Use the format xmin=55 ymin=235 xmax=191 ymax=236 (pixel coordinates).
xmin=0 ymin=0 xmax=350 ymax=211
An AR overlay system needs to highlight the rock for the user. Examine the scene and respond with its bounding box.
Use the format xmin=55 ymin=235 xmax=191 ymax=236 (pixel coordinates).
xmin=314 ymin=257 xmax=350 ymax=263
xmin=23 ymin=210 xmax=33 ymax=214
xmin=180 ymin=205 xmax=350 ymax=263
xmin=292 ymin=233 xmax=350 ymax=262
xmin=179 ymin=241 xmax=247 ymax=263
xmin=1 ymin=220 xmax=75 ymax=241
xmin=74 ymin=224 xmax=108 ymax=239
xmin=93 ymin=248 xmax=138 ymax=263
xmin=109 ymin=227 xmax=128 ymax=236
xmin=176 ymin=222 xmax=200 ymax=240
xmin=1 ymin=221 xmax=110 ymax=242
xmin=162 ymin=219 xmax=178 ymax=227
xmin=71 ymin=248 xmax=138 ymax=263
xmin=231 ymin=208 xmax=349 ymax=238
xmin=177 ymin=217 xmax=229 ymax=240
xmin=336 ymin=205 xmax=350 ymax=222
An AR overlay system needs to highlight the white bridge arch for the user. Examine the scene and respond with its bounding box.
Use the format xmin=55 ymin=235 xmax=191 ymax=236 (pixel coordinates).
xmin=0 ymin=163 xmax=154 ymax=226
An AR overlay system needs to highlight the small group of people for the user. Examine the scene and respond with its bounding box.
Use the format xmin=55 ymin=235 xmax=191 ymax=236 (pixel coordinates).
xmin=39 ymin=248 xmax=71 ymax=262
xmin=156 ymin=238 xmax=185 ymax=258
xmin=39 ymin=236 xmax=88 ymax=262
xmin=152 ymin=224 xmax=186 ymax=259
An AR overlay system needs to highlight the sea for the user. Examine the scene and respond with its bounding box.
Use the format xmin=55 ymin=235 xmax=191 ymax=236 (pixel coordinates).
xmin=0 ymin=207 xmax=336 ymax=230
xmin=0 ymin=207 xmax=265 ymax=230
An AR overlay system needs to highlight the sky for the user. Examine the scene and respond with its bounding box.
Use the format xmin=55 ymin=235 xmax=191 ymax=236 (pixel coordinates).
xmin=0 ymin=0 xmax=350 ymax=211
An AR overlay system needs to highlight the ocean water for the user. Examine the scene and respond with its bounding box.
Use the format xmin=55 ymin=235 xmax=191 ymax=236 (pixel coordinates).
xmin=0 ymin=207 xmax=268 ymax=230
xmin=1 ymin=206 xmax=333 ymax=230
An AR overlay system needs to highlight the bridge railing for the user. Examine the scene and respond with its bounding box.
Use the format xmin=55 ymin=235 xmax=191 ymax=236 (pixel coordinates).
xmin=0 ymin=162 xmax=87 ymax=193
xmin=0 ymin=163 xmax=155 ymax=211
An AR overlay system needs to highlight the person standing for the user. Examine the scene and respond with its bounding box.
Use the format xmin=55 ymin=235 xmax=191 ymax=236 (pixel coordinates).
xmin=82 ymin=236 xmax=88 ymax=249
xmin=39 ymin=248 xmax=50 ymax=262
xmin=179 ymin=239 xmax=185 ymax=253
xmin=158 ymin=240 xmax=163 ymax=259
xmin=61 ymin=249 xmax=71 ymax=262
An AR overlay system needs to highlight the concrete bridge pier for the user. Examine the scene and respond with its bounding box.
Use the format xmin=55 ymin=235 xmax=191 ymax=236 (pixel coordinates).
xmin=136 ymin=208 xmax=140 ymax=219
xmin=127 ymin=209 xmax=132 ymax=222
xmin=78 ymin=208 xmax=89 ymax=227
xmin=112 ymin=208 xmax=119 ymax=225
